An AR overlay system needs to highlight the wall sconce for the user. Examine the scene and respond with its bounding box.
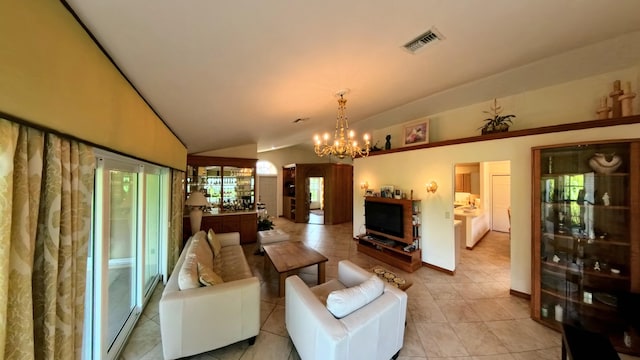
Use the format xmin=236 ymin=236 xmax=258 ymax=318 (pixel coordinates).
xmin=360 ymin=181 xmax=369 ymax=197
xmin=426 ymin=180 xmax=438 ymax=193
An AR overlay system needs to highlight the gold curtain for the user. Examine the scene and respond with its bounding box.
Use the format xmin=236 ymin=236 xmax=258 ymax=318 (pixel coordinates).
xmin=167 ymin=169 xmax=185 ymax=276
xmin=0 ymin=119 xmax=95 ymax=360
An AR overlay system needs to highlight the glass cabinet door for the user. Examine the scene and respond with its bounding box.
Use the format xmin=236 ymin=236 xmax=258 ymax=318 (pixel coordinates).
xmin=533 ymin=140 xmax=640 ymax=355
xmin=185 ymin=161 xmax=255 ymax=212
xmin=221 ymin=166 xmax=254 ymax=211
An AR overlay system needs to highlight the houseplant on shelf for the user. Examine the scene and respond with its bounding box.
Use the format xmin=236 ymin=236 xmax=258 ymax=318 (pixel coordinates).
xmin=479 ymin=98 xmax=516 ymax=135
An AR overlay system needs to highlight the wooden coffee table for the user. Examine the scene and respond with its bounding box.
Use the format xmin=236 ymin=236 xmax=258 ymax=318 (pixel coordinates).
xmin=263 ymin=241 xmax=328 ymax=297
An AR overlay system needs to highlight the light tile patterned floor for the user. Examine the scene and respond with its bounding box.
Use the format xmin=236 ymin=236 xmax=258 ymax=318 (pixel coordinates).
xmin=120 ymin=218 xmax=566 ymax=360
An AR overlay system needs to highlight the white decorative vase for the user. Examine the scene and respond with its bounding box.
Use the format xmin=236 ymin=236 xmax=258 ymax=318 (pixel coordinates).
xmin=588 ymin=153 xmax=622 ymax=174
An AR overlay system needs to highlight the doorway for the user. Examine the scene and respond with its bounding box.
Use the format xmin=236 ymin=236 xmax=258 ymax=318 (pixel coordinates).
xmin=453 ymin=160 xmax=511 ymax=279
xmin=308 ymin=176 xmax=324 ymax=224
xmin=258 ymin=175 xmax=277 ymax=218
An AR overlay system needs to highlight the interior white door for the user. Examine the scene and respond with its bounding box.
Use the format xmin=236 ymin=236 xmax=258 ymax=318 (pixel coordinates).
xmin=491 ymin=175 xmax=511 ymax=232
xmin=258 ymin=175 xmax=277 ymax=218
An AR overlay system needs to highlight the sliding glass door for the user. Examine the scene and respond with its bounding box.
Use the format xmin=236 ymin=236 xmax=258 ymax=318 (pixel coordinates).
xmin=144 ymin=173 xmax=161 ymax=294
xmin=84 ymin=152 xmax=168 ymax=360
xmin=107 ymin=170 xmax=137 ymax=348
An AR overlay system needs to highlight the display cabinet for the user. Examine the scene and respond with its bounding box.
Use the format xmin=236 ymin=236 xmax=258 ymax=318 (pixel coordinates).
xmin=185 ymin=155 xmax=257 ymax=244
xmin=187 ymin=156 xmax=256 ymax=211
xmin=532 ymin=140 xmax=640 ymax=355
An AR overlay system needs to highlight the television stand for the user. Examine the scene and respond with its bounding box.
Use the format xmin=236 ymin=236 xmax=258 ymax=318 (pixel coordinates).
xmin=356 ymin=234 xmax=422 ymax=272
xmin=357 ymin=197 xmax=422 ymax=273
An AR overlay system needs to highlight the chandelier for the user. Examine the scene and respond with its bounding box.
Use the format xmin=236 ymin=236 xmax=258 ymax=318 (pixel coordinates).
xmin=313 ymin=92 xmax=370 ymax=159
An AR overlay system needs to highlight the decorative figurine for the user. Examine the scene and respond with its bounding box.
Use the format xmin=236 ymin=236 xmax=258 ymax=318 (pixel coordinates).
xmin=602 ymin=192 xmax=610 ymax=206
xmin=594 ymin=261 xmax=601 ymax=271
xmin=619 ymin=81 xmax=636 ymax=117
xmin=610 ymin=80 xmax=623 ymax=118
xmin=384 ymin=134 xmax=391 ymax=150
xmin=596 ymin=96 xmax=611 ymax=120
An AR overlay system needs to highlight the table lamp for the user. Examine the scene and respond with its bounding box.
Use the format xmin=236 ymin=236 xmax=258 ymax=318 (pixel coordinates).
xmin=185 ymin=191 xmax=209 ymax=233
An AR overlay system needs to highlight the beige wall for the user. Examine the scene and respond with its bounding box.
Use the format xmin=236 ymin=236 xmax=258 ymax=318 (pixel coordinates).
xmin=0 ymin=1 xmax=186 ymax=169
xmin=354 ymin=65 xmax=640 ymax=295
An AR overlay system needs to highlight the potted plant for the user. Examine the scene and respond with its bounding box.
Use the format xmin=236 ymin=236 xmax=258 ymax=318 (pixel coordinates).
xmin=479 ymin=98 xmax=516 ymax=135
xmin=257 ymin=213 xmax=274 ymax=231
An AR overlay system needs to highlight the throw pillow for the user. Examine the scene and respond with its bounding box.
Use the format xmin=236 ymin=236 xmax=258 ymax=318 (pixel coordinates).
xmin=326 ymin=275 xmax=384 ymax=318
xmin=198 ymin=262 xmax=224 ymax=286
xmin=178 ymin=253 xmax=201 ymax=290
xmin=191 ymin=232 xmax=214 ymax=270
xmin=207 ymin=228 xmax=222 ymax=257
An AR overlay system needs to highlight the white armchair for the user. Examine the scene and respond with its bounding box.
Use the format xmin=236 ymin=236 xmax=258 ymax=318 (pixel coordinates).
xmin=285 ymin=260 xmax=407 ymax=360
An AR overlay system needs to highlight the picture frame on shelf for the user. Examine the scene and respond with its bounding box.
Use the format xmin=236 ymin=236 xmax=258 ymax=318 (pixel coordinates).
xmin=394 ymin=189 xmax=402 ymax=199
xmin=402 ymin=119 xmax=430 ymax=146
xmin=380 ymin=185 xmax=394 ymax=198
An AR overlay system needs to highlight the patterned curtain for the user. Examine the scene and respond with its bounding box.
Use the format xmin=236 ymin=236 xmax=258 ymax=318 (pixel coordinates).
xmin=167 ymin=169 xmax=185 ymax=276
xmin=0 ymin=120 xmax=22 ymax=358
xmin=0 ymin=119 xmax=94 ymax=360
xmin=4 ymin=125 xmax=44 ymax=359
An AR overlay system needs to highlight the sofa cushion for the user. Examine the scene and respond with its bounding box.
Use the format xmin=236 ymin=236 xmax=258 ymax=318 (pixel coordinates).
xmin=326 ymin=275 xmax=384 ymax=318
xmin=207 ymin=229 xmax=222 ymax=257
xmin=198 ymin=262 xmax=224 ymax=286
xmin=192 ymin=231 xmax=214 ymax=270
xmin=213 ymin=245 xmax=253 ymax=282
xmin=178 ymin=253 xmax=201 ymax=290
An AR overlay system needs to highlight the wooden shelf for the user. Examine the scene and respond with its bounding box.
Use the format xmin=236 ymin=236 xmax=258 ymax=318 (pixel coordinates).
xmin=356 ymin=235 xmax=422 ymax=273
xmin=358 ymin=197 xmax=421 ymax=272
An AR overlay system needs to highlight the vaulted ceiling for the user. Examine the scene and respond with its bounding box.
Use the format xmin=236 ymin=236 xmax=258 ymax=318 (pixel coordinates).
xmin=65 ymin=1 xmax=640 ymax=153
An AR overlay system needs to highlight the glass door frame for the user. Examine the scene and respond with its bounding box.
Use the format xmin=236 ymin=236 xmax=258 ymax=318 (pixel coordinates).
xmin=87 ymin=151 xmax=169 ymax=360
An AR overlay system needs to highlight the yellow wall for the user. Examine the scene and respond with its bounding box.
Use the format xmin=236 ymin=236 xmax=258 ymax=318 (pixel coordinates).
xmin=0 ymin=1 xmax=186 ymax=169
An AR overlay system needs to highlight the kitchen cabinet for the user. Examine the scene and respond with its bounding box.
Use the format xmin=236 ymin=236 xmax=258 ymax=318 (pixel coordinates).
xmin=455 ymin=173 xmax=471 ymax=192
xmin=531 ymin=139 xmax=640 ymax=355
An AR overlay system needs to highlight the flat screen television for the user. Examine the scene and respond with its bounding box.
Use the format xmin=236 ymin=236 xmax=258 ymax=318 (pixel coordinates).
xmin=364 ymin=200 xmax=404 ymax=239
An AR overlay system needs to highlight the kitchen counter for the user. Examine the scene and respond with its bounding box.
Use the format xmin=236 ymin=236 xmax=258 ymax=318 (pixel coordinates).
xmin=454 ymin=207 xmax=489 ymax=249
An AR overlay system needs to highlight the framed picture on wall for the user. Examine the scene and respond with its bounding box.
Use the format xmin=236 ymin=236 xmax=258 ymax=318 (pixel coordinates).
xmin=402 ymin=119 xmax=430 ymax=146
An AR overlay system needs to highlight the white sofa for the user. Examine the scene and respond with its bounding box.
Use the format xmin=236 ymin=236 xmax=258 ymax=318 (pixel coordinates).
xmin=159 ymin=230 xmax=260 ymax=359
xmin=285 ymin=260 xmax=407 ymax=360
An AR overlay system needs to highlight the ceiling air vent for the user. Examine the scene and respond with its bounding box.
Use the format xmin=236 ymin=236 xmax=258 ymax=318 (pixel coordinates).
xmin=403 ymin=27 xmax=444 ymax=54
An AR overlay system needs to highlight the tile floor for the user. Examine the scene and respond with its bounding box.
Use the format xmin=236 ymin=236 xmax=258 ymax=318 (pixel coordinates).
xmin=121 ymin=218 xmax=572 ymax=359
